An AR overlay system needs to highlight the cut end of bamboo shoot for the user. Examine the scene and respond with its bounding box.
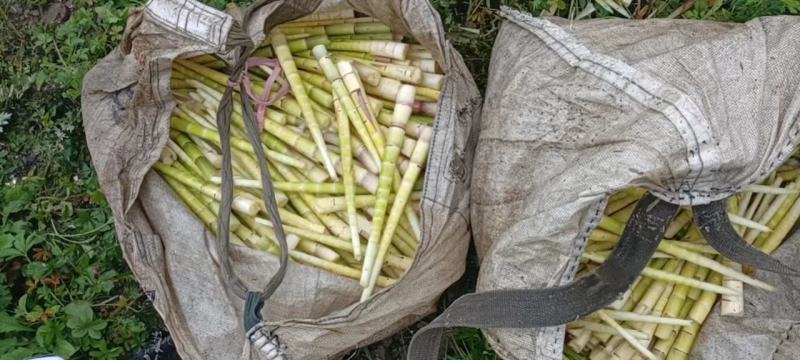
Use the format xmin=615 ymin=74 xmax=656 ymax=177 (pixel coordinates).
xmin=421 ymin=72 xmax=444 ymax=90
xmin=397 ymin=84 xmax=416 ymax=106
xmin=233 ymin=196 xmax=261 ymax=216
xmin=311 ymin=44 xmax=329 ymax=60
xmin=160 ymin=146 xmax=178 ymax=165
xmin=287 ymin=234 xmax=301 ymax=250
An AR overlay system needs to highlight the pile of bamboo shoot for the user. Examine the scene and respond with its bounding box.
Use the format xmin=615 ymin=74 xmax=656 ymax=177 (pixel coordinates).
xmin=160 ymin=8 xmax=441 ymax=301
xmin=564 ymin=153 xmax=800 ymax=360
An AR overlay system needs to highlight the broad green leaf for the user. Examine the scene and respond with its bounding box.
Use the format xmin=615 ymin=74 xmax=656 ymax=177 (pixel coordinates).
xmin=787 ymin=0 xmax=800 ymax=13
xmin=64 ymin=301 xmax=93 ymax=323
xmin=0 ymin=234 xmax=12 ymax=251
xmin=36 ymin=323 xmax=55 ymax=348
xmin=0 ymin=313 xmax=32 ymax=334
xmin=69 ymin=318 xmax=107 ymax=339
xmin=0 ymin=233 xmax=24 ymax=259
xmin=55 ymin=338 xmax=78 ymax=358
xmin=94 ymin=5 xmax=121 ymax=23
xmin=0 ymin=347 xmax=38 ymax=360
xmin=86 ymin=319 xmax=107 ymax=339
xmin=0 ymin=338 xmax=22 ymax=354
xmin=15 ymin=233 xmax=44 ymax=254
xmin=1 ymin=199 xmax=28 ymax=217
xmin=88 ymin=340 xmax=122 ymax=360
xmin=64 ymin=301 xmax=107 ymax=339
xmin=22 ymin=262 xmax=51 ymax=280
xmin=0 ymin=282 xmax=10 ymax=310
xmin=1 ymin=185 xmax=35 ymax=217
xmin=14 ymin=295 xmax=27 ymax=318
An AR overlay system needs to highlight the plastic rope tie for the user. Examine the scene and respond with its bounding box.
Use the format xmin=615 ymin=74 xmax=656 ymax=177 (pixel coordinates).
xmin=227 ymin=57 xmax=289 ymax=130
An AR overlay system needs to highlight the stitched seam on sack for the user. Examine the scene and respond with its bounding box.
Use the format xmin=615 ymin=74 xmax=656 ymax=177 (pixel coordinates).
xmin=543 ymin=326 xmax=565 ymax=360
xmin=774 ymin=322 xmax=800 ymax=358
xmin=131 ymin=60 xmax=172 ymax=217
xmin=144 ymin=0 xmax=229 ymax=49
xmin=483 ymin=331 xmax=519 ymax=360
xmin=500 ymin=8 xmax=721 ymax=203
xmin=420 ymin=68 xmax=461 ymax=256
xmin=654 ymin=117 xmax=800 ymax=204
xmin=149 ymin=0 xmax=226 ymax=45
xmin=546 ymin=199 xmax=605 ymax=355
xmin=561 ymin=202 xmax=603 ymax=284
xmin=416 ymin=81 xmax=448 ymax=256
xmin=428 ymin=78 xmax=456 ymax=211
xmin=418 ymin=0 xmax=450 ymax=68
xmin=652 ymin=110 xmax=798 ymax=203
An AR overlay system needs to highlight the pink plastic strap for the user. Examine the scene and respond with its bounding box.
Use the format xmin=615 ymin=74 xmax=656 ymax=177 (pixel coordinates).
xmin=228 ymin=57 xmax=289 ymax=129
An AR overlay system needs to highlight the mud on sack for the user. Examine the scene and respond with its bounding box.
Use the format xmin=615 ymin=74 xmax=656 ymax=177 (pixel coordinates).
xmin=81 ymin=0 xmax=481 ymax=358
xmin=407 ymin=7 xmax=800 ymax=360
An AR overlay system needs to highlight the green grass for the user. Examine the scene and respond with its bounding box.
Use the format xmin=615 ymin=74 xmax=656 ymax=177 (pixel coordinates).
xmin=1 ymin=1 xmax=156 ymax=358
xmin=0 ymin=0 xmax=797 ymax=359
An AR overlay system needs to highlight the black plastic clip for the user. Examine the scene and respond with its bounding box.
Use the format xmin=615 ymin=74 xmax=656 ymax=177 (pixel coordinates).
xmin=244 ymin=291 xmax=264 ymax=331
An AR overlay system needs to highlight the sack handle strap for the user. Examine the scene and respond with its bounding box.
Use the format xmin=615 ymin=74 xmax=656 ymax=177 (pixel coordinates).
xmin=214 ymin=2 xmax=291 ymax=340
xmin=406 ymin=193 xmax=678 ymax=359
xmin=407 ymin=192 xmax=800 ymax=359
xmin=693 ymin=199 xmax=800 ymax=275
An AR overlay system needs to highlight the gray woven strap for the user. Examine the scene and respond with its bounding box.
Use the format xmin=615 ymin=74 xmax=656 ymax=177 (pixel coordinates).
xmin=214 ymin=0 xmax=295 ymax=333
xmin=693 ymin=199 xmax=800 ymax=276
xmin=215 ymin=46 xmax=290 ymax=301
xmin=407 ymin=193 xmax=678 ymax=359
xmin=213 ymin=0 xmax=329 ymax=343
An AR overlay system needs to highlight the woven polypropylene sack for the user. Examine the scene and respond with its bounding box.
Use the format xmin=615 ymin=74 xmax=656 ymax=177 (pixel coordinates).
xmin=471 ymin=7 xmax=800 ymax=359
xmin=81 ymin=0 xmax=481 ymax=358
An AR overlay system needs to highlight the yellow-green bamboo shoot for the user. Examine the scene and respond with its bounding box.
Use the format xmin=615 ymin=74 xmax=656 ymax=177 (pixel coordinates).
xmin=361 ymin=84 xmax=416 ymax=300
xmin=364 ymin=126 xmax=431 ymax=297
xmin=271 ymin=31 xmax=338 ymax=180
